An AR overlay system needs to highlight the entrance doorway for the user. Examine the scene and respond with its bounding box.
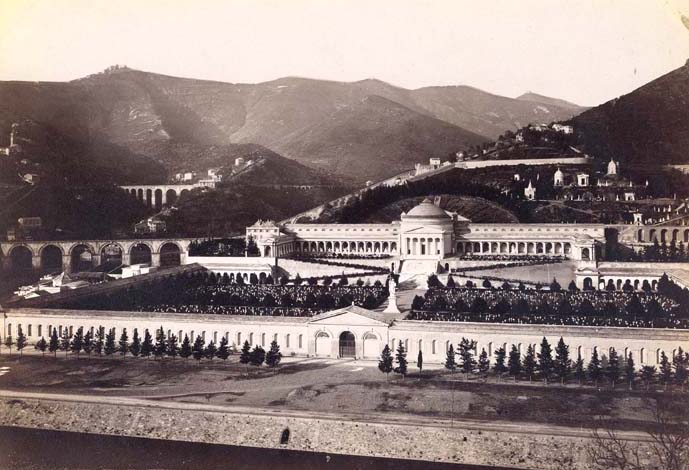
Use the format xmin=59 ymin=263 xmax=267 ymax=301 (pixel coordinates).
xmin=339 ymin=331 xmax=356 ymax=358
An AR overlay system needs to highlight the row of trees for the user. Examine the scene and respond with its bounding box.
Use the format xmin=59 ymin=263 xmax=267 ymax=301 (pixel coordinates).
xmin=438 ymin=336 xmax=689 ymax=390
xmin=429 ymin=273 xmax=661 ymax=294
xmin=612 ymin=238 xmax=689 ymax=263
xmin=3 ymin=327 xmax=281 ymax=372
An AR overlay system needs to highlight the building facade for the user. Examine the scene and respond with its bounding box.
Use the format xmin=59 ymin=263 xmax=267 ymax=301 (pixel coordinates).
xmin=247 ymin=199 xmax=604 ymax=264
xmin=4 ymin=306 xmax=688 ymax=367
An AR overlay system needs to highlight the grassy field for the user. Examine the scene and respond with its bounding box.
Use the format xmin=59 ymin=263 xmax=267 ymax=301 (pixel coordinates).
xmin=0 ymin=354 xmax=682 ymax=433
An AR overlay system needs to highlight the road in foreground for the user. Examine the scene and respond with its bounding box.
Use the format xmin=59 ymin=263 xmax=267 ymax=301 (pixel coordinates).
xmin=0 ymin=425 xmax=523 ymax=470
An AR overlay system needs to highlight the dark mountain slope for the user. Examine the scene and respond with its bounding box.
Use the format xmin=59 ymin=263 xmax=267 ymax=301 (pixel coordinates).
xmin=571 ymin=60 xmax=689 ymax=165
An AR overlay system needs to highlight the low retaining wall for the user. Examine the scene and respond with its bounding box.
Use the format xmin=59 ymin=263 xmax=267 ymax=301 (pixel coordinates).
xmin=0 ymin=396 xmax=630 ymax=469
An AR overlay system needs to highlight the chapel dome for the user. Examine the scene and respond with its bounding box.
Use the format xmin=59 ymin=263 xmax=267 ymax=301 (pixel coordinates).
xmin=404 ymin=198 xmax=452 ymax=219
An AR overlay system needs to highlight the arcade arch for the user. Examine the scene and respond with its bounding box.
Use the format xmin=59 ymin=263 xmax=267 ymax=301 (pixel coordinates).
xmin=159 ymin=242 xmax=182 ymax=267
xmin=130 ymin=243 xmax=152 ymax=265
xmin=70 ymin=244 xmax=94 ymax=273
xmin=100 ymin=243 xmax=123 ymax=268
xmin=40 ymin=244 xmax=63 ymax=273
xmin=9 ymin=246 xmax=32 ymax=272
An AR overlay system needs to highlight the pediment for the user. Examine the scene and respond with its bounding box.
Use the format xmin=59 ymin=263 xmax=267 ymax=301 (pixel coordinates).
xmin=308 ymin=306 xmax=388 ymax=326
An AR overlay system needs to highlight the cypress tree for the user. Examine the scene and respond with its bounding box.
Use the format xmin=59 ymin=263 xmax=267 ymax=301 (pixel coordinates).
xmin=141 ymin=330 xmax=153 ymax=358
xmin=15 ymin=326 xmax=27 ymax=357
xmin=606 ymin=348 xmax=621 ymax=388
xmin=673 ymin=348 xmax=688 ymax=391
xmin=477 ymin=348 xmax=490 ymax=378
xmin=573 ymin=352 xmax=586 ymax=385
xmin=537 ymin=337 xmax=554 ymax=384
xmin=394 ymin=342 xmax=408 ymax=377
xmin=83 ymin=330 xmax=93 ymax=356
xmin=493 ymin=346 xmax=507 ymax=377
xmin=129 ymin=329 xmax=141 ymax=357
xmin=378 ymin=344 xmax=394 ymax=379
xmin=154 ymin=327 xmax=167 ymax=359
xmin=49 ymin=329 xmax=59 ymax=357
xmin=458 ymin=338 xmax=477 ymax=378
xmin=94 ymin=327 xmax=105 ymax=356
xmin=104 ymin=328 xmax=117 ymax=356
xmin=554 ymin=337 xmax=571 ymax=384
xmin=180 ymin=334 xmax=192 ymax=359
xmin=265 ymin=340 xmax=282 ymax=370
xmin=444 ymin=344 xmax=457 ymax=372
xmin=60 ymin=329 xmax=71 ymax=355
xmin=205 ymin=340 xmax=217 ymax=360
xmin=4 ymin=335 xmax=13 ymax=356
xmin=192 ymin=335 xmax=205 ymax=361
xmin=522 ymin=345 xmax=536 ymax=382
xmin=587 ymin=349 xmax=602 ymax=385
xmin=641 ymin=365 xmax=656 ymax=390
xmin=249 ymin=345 xmax=265 ymax=367
xmin=417 ymin=350 xmax=423 ymax=373
xmin=118 ymin=329 xmax=129 ymax=356
xmin=216 ymin=336 xmax=229 ymax=361
xmin=624 ymin=352 xmax=635 ymax=390
xmin=167 ymin=334 xmax=179 ymax=359
xmin=659 ymin=351 xmax=672 ymax=389
xmin=35 ymin=337 xmax=48 ymax=356
xmin=508 ymin=345 xmax=521 ymax=380
xmin=239 ymin=340 xmax=251 ymax=372
xmin=71 ymin=327 xmax=84 ymax=358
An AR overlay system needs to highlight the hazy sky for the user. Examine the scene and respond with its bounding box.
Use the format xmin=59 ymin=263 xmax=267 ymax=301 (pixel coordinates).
xmin=1 ymin=0 xmax=688 ymax=105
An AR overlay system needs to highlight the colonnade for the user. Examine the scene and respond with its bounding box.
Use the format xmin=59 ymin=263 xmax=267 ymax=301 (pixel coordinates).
xmin=456 ymin=240 xmax=573 ymax=257
xmin=636 ymin=226 xmax=689 ymax=244
xmin=293 ymin=240 xmax=398 ymax=255
xmin=402 ymin=237 xmax=444 ymax=257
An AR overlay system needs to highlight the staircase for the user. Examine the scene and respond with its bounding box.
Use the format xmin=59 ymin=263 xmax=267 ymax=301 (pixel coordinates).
xmin=399 ymin=259 xmax=439 ymax=276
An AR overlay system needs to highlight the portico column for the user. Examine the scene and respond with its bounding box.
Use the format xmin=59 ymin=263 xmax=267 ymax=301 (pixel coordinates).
xmin=161 ymin=190 xmax=167 ymax=206
xmin=31 ymin=255 xmax=41 ymax=271
xmin=151 ymin=253 xmax=161 ymax=267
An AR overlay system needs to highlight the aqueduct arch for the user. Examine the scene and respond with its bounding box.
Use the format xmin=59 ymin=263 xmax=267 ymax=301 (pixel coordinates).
xmin=40 ymin=244 xmax=63 ymax=273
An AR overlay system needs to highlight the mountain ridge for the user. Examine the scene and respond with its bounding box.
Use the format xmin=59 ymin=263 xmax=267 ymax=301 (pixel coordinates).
xmin=0 ymin=66 xmax=586 ymax=181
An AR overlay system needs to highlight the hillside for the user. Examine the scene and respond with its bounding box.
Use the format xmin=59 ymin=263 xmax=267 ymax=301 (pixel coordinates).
xmin=0 ymin=67 xmax=585 ymax=183
xmin=1 ymin=120 xmax=164 ymax=185
xmin=408 ymin=86 xmax=586 ymax=141
xmin=362 ymin=195 xmax=518 ymax=224
xmin=274 ymin=95 xmax=487 ymax=180
xmin=570 ymin=60 xmax=689 ymax=165
xmin=516 ymin=92 xmax=583 ymax=111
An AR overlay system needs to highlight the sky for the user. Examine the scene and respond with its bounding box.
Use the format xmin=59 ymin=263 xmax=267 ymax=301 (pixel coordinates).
xmin=1 ymin=0 xmax=688 ymax=106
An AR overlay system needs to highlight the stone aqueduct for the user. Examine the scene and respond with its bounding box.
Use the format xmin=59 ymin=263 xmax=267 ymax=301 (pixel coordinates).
xmin=0 ymin=239 xmax=193 ymax=274
xmin=120 ymin=184 xmax=197 ymax=208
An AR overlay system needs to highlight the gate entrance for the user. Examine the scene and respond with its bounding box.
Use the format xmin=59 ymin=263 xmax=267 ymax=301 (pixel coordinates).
xmin=339 ymin=331 xmax=355 ymax=358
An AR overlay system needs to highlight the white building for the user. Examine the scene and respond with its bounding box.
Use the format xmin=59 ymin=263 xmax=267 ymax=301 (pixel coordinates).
xmin=607 ymin=158 xmax=620 ymax=176
xmin=246 ymin=199 xmax=602 ymax=263
xmin=524 ymin=181 xmax=537 ymax=200
xmin=5 ymin=305 xmax=689 ymax=366
xmin=551 ymin=123 xmax=574 ymax=134
xmin=577 ymin=173 xmax=590 ymax=187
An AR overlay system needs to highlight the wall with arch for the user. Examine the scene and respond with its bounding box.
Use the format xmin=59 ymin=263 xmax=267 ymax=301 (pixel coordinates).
xmin=0 ymin=239 xmax=192 ymax=274
xmin=5 ymin=308 xmax=688 ymax=367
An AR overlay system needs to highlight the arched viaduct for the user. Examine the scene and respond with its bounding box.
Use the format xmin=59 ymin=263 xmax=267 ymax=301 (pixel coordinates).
xmin=0 ymin=238 xmax=194 ymax=274
xmin=120 ymin=184 xmax=198 ymax=208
